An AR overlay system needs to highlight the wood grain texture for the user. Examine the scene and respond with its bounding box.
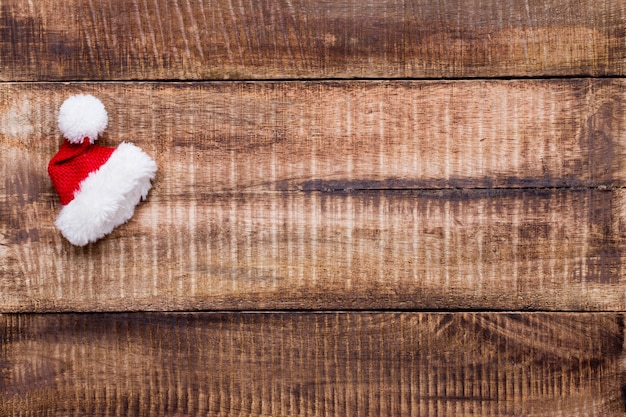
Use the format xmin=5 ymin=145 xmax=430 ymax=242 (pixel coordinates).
xmin=0 ymin=0 xmax=624 ymax=80
xmin=3 ymin=2 xmax=623 ymax=416
xmin=1 ymin=313 xmax=624 ymax=417
xmin=4 ymin=188 xmax=626 ymax=312
xmin=2 ymin=79 xmax=626 ymax=191
xmin=3 ymin=80 xmax=626 ymax=311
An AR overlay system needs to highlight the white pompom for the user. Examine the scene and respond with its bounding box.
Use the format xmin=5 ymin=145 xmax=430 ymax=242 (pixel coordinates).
xmin=58 ymin=94 xmax=108 ymax=144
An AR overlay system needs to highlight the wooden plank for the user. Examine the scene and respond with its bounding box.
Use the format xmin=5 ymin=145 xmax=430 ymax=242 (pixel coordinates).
xmin=0 ymin=0 xmax=624 ymax=80
xmin=0 ymin=313 xmax=623 ymax=416
xmin=3 ymin=188 xmax=626 ymax=312
xmin=2 ymin=80 xmax=626 ymax=191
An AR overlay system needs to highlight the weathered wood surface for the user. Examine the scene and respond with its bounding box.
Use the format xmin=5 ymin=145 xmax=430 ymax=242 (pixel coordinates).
xmin=3 ymin=80 xmax=626 ymax=191
xmin=1 ymin=313 xmax=623 ymax=417
xmin=4 ymin=188 xmax=626 ymax=312
xmin=3 ymin=1 xmax=623 ymax=415
xmin=0 ymin=0 xmax=624 ymax=80
xmin=3 ymin=80 xmax=626 ymax=312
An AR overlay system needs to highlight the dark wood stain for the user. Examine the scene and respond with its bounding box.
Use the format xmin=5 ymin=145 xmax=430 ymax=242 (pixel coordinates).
xmin=584 ymin=191 xmax=622 ymax=283
xmin=0 ymin=313 xmax=624 ymax=416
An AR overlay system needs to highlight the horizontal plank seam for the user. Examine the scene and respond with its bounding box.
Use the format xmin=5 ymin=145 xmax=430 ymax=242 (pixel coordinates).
xmin=286 ymin=185 xmax=624 ymax=192
xmin=4 ymin=310 xmax=625 ymax=315
xmin=3 ymin=75 xmax=626 ymax=84
xmin=183 ymin=186 xmax=626 ymax=194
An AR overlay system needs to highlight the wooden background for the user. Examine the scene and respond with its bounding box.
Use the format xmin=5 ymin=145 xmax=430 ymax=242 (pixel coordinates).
xmin=1 ymin=0 xmax=626 ymax=415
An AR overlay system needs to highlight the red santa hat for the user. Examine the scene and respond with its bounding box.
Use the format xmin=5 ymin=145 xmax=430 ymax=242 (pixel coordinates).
xmin=48 ymin=94 xmax=157 ymax=246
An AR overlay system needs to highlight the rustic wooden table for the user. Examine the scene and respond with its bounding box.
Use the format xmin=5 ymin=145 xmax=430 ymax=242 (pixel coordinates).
xmin=1 ymin=0 xmax=625 ymax=415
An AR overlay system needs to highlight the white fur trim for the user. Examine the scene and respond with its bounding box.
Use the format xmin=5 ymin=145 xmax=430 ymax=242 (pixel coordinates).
xmin=58 ymin=94 xmax=108 ymax=144
xmin=55 ymin=142 xmax=157 ymax=246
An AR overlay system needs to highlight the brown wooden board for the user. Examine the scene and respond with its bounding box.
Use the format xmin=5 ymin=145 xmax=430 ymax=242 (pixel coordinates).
xmin=3 ymin=80 xmax=626 ymax=312
xmin=0 ymin=313 xmax=624 ymax=416
xmin=2 ymin=80 xmax=626 ymax=191
xmin=0 ymin=0 xmax=624 ymax=80
xmin=3 ymin=188 xmax=626 ymax=312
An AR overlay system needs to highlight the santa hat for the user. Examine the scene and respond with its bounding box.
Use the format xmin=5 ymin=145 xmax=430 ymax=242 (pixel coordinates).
xmin=48 ymin=94 xmax=157 ymax=246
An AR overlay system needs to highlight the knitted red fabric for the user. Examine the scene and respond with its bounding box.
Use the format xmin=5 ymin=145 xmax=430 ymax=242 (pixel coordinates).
xmin=48 ymin=139 xmax=115 ymax=205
